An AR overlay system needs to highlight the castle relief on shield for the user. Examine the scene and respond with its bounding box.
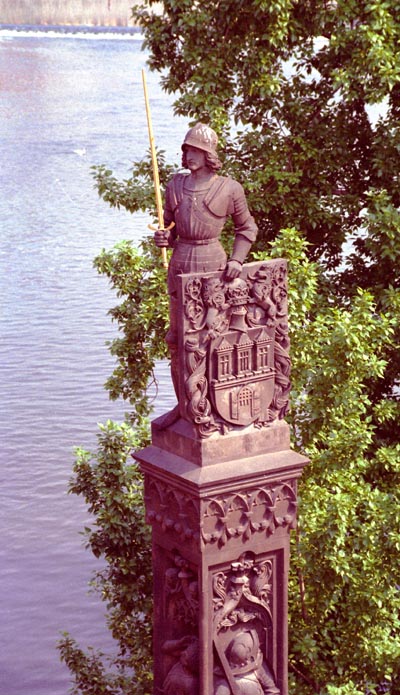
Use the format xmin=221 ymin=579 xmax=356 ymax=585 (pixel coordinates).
xmin=177 ymin=259 xmax=290 ymax=438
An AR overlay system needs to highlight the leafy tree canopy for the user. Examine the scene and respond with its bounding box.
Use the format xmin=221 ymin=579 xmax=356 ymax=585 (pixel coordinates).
xmin=133 ymin=0 xmax=400 ymax=268
xmin=59 ymin=2 xmax=400 ymax=694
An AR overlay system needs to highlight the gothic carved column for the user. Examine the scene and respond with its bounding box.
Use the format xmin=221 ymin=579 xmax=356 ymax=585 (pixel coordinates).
xmin=134 ymin=259 xmax=308 ymax=695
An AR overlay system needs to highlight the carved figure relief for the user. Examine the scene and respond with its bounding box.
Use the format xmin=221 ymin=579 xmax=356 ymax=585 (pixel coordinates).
xmin=164 ymin=551 xmax=199 ymax=628
xmin=212 ymin=554 xmax=280 ymax=695
xmin=178 ymin=260 xmax=290 ymax=437
xmin=160 ymin=552 xmax=199 ymax=695
xmin=162 ymin=635 xmax=199 ymax=695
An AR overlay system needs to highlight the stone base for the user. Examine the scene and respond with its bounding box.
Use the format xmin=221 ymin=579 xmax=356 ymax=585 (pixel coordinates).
xmin=151 ymin=413 xmax=292 ymax=467
xmin=134 ymin=419 xmax=308 ymax=695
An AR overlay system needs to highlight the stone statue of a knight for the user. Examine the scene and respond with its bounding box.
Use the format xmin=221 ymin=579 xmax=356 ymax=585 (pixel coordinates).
xmin=137 ymin=125 xmax=306 ymax=695
xmin=154 ymin=123 xmax=258 ymax=398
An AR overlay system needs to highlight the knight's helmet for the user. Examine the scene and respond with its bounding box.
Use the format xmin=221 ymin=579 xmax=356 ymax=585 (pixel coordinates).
xmin=182 ymin=123 xmax=218 ymax=156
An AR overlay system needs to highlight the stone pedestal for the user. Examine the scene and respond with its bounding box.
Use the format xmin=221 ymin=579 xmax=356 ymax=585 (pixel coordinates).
xmin=134 ymin=260 xmax=308 ymax=694
xmin=135 ymin=417 xmax=307 ymax=695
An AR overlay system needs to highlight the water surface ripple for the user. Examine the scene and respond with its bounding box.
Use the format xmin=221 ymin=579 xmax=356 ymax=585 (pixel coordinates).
xmin=0 ymin=30 xmax=180 ymax=694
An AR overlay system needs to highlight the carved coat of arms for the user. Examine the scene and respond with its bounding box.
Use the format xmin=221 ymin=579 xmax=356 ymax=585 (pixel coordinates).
xmin=177 ymin=260 xmax=290 ymax=438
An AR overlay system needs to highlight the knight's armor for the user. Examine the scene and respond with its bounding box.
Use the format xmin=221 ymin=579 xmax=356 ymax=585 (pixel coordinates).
xmin=164 ymin=173 xmax=257 ymax=337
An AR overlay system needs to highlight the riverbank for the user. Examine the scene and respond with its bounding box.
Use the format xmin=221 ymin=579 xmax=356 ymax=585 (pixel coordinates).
xmin=0 ymin=0 xmax=157 ymax=27
xmin=0 ymin=23 xmax=140 ymax=35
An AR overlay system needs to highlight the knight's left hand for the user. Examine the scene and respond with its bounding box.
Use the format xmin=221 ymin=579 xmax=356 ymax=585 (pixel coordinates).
xmin=225 ymin=259 xmax=242 ymax=280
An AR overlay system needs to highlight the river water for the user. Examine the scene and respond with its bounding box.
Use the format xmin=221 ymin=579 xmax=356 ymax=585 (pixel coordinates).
xmin=0 ymin=28 xmax=181 ymax=695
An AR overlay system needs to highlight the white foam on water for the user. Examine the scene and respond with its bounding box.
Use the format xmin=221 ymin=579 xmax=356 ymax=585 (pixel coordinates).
xmin=0 ymin=24 xmax=144 ymax=41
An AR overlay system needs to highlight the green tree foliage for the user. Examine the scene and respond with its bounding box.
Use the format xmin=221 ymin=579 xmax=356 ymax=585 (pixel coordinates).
xmin=59 ymin=421 xmax=153 ymax=695
xmin=59 ymin=2 xmax=400 ymax=694
xmin=93 ymin=238 xmax=170 ymax=419
xmin=265 ymin=231 xmax=400 ymax=694
xmin=133 ymin=0 xmax=400 ymax=266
